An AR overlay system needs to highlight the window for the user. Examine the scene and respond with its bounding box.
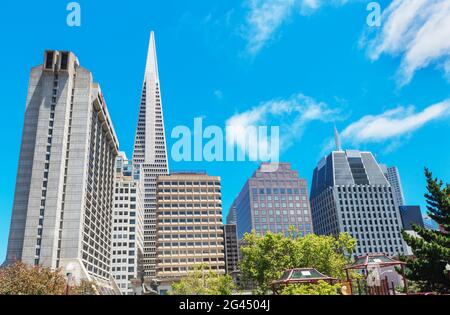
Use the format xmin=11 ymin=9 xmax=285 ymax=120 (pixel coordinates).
xmin=60 ymin=52 xmax=69 ymax=70
xmin=45 ymin=51 xmax=54 ymax=69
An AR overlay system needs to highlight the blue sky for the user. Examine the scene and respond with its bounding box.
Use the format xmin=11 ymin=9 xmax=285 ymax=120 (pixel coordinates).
xmin=0 ymin=0 xmax=449 ymax=262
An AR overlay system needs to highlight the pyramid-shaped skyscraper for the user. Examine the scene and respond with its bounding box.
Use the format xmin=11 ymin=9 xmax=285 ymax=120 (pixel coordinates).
xmin=132 ymin=32 xmax=169 ymax=278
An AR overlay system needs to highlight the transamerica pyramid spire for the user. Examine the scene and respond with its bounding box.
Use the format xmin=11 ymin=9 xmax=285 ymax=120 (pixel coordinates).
xmin=144 ymin=31 xmax=159 ymax=83
xmin=133 ymin=31 xmax=169 ymax=278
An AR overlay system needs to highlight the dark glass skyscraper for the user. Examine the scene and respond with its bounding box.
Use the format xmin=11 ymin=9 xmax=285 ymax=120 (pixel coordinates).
xmin=399 ymin=206 xmax=424 ymax=230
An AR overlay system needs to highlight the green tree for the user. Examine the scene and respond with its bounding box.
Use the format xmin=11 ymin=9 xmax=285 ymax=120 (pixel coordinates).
xmin=239 ymin=229 xmax=356 ymax=294
xmin=280 ymin=280 xmax=341 ymax=295
xmin=401 ymin=169 xmax=450 ymax=294
xmin=171 ymin=265 xmax=236 ymax=295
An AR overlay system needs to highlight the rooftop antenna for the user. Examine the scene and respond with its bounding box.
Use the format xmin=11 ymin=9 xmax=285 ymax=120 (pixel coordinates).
xmin=334 ymin=124 xmax=342 ymax=151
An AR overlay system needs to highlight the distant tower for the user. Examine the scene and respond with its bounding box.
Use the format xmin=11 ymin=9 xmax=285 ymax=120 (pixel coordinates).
xmin=380 ymin=165 xmax=406 ymax=207
xmin=334 ymin=125 xmax=342 ymax=151
xmin=111 ymin=152 xmax=144 ymax=295
xmin=132 ymin=32 xmax=169 ymax=278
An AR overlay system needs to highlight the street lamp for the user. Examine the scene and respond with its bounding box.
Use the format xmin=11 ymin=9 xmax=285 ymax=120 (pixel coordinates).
xmin=65 ymin=263 xmax=75 ymax=296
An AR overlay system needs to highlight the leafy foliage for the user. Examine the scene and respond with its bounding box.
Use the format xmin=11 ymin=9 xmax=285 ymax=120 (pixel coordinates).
xmin=280 ymin=280 xmax=341 ymax=295
xmin=0 ymin=262 xmax=66 ymax=295
xmin=0 ymin=262 xmax=98 ymax=295
xmin=401 ymin=169 xmax=450 ymax=294
xmin=70 ymin=280 xmax=97 ymax=295
xmin=239 ymin=229 xmax=356 ymax=294
xmin=171 ymin=265 xmax=236 ymax=295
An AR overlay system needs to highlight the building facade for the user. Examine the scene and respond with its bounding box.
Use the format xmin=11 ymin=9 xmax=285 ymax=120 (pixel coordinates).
xmin=223 ymin=224 xmax=239 ymax=275
xmin=155 ymin=173 xmax=225 ymax=292
xmin=232 ymin=163 xmax=313 ymax=240
xmin=132 ymin=32 xmax=169 ymax=278
xmin=380 ymin=165 xmax=406 ymax=207
xmin=399 ymin=206 xmax=424 ymax=230
xmin=111 ymin=152 xmax=144 ymax=295
xmin=6 ymin=50 xmax=119 ymax=291
xmin=226 ymin=203 xmax=237 ymax=225
xmin=423 ymin=216 xmax=439 ymax=231
xmin=310 ymin=150 xmax=407 ymax=257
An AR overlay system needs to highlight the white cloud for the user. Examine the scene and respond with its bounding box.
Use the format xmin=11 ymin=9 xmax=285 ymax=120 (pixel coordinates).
xmin=244 ymin=0 xmax=349 ymax=54
xmin=226 ymin=93 xmax=341 ymax=158
xmin=213 ymin=89 xmax=224 ymax=99
xmin=340 ymin=99 xmax=450 ymax=145
xmin=364 ymin=0 xmax=450 ymax=86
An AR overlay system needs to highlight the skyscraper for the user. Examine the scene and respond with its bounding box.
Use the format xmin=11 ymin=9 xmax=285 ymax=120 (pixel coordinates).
xmin=399 ymin=206 xmax=424 ymax=231
xmin=380 ymin=165 xmax=406 ymax=207
xmin=223 ymin=224 xmax=240 ymax=284
xmin=399 ymin=205 xmax=424 ymax=256
xmin=310 ymin=148 xmax=407 ymax=257
xmin=155 ymin=172 xmax=225 ymax=293
xmin=6 ymin=50 xmax=119 ymax=291
xmin=226 ymin=203 xmax=237 ymax=225
xmin=232 ymin=163 xmax=313 ymax=240
xmin=132 ymin=32 xmax=169 ymax=278
xmin=111 ymin=152 xmax=144 ymax=295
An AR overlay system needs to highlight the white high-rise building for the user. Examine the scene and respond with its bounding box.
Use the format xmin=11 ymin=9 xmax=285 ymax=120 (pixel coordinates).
xmin=310 ymin=150 xmax=407 ymax=257
xmin=111 ymin=152 xmax=144 ymax=295
xmin=132 ymin=32 xmax=169 ymax=278
xmin=6 ymin=50 xmax=119 ymax=292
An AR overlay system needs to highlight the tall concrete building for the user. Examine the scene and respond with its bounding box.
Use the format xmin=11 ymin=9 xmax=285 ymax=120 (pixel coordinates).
xmin=380 ymin=165 xmax=406 ymax=207
xmin=310 ymin=148 xmax=407 ymax=257
xmin=132 ymin=32 xmax=169 ymax=278
xmin=111 ymin=152 xmax=144 ymax=295
xmin=6 ymin=50 xmax=119 ymax=291
xmin=155 ymin=172 xmax=225 ymax=292
xmin=232 ymin=163 xmax=313 ymax=240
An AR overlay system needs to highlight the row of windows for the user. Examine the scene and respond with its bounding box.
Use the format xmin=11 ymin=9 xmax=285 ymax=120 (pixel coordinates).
xmin=255 ymin=195 xmax=306 ymax=201
xmin=158 ymin=257 xmax=224 ymax=264
xmin=337 ymin=185 xmax=391 ymax=193
xmin=255 ymin=216 xmax=310 ymax=223
xmin=159 ymin=241 xmax=223 ymax=247
xmin=158 ymin=218 xmax=222 ymax=224
xmin=254 ymin=202 xmax=309 ymax=209
xmin=159 ymin=181 xmax=219 ymax=186
xmin=252 ymin=188 xmax=306 ymax=195
xmin=254 ymin=223 xmax=312 ymax=231
xmin=158 ymin=233 xmax=222 ymax=240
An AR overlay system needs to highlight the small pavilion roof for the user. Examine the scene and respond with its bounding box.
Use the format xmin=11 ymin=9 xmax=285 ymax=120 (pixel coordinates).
xmin=272 ymin=268 xmax=336 ymax=286
xmin=345 ymin=253 xmax=406 ymax=270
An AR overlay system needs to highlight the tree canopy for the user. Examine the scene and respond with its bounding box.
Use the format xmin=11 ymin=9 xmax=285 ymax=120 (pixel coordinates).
xmin=280 ymin=280 xmax=341 ymax=295
xmin=239 ymin=229 xmax=356 ymax=294
xmin=0 ymin=262 xmax=97 ymax=295
xmin=0 ymin=262 xmax=66 ymax=295
xmin=171 ymin=265 xmax=236 ymax=295
xmin=402 ymin=169 xmax=450 ymax=293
